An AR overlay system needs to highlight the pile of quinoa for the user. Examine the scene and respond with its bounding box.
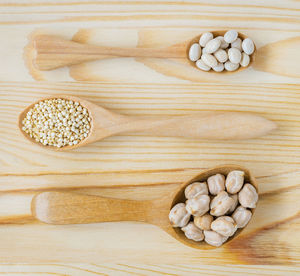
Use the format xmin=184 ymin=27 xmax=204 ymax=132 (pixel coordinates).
xmin=22 ymin=98 xmax=91 ymax=148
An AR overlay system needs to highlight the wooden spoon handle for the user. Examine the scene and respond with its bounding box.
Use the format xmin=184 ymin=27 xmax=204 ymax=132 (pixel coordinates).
xmin=33 ymin=35 xmax=186 ymax=71
xmin=32 ymin=192 xmax=156 ymax=225
xmin=253 ymin=36 xmax=300 ymax=78
xmin=120 ymin=112 xmax=276 ymax=140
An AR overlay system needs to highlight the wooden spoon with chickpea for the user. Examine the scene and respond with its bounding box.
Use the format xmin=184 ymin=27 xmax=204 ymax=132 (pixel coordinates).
xmin=19 ymin=95 xmax=276 ymax=150
xmin=32 ymin=165 xmax=258 ymax=249
xmin=31 ymin=30 xmax=255 ymax=73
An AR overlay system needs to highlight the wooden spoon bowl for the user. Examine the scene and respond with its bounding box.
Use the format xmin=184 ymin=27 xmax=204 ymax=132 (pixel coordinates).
xmin=18 ymin=95 xmax=276 ymax=150
xmin=186 ymin=30 xmax=256 ymax=73
xmin=18 ymin=95 xmax=97 ymax=150
xmin=32 ymin=164 xmax=257 ymax=249
xmin=170 ymin=164 xmax=257 ymax=249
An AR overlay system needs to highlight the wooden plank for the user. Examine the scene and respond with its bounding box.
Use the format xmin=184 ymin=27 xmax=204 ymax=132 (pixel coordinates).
xmin=0 ymin=184 xmax=299 ymax=264
xmin=0 ymin=264 xmax=299 ymax=276
xmin=0 ymin=0 xmax=299 ymax=82
xmin=0 ymin=82 xmax=299 ymax=264
xmin=0 ymin=82 xmax=299 ymax=177
xmin=0 ymin=0 xmax=299 ymax=270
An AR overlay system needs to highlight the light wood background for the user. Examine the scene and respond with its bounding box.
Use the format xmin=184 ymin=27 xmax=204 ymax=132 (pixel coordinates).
xmin=0 ymin=0 xmax=300 ymax=274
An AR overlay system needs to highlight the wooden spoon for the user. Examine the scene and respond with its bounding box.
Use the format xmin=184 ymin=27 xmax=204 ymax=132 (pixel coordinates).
xmin=18 ymin=95 xmax=276 ymax=150
xmin=32 ymin=31 xmax=255 ymax=73
xmin=32 ymin=165 xmax=257 ymax=249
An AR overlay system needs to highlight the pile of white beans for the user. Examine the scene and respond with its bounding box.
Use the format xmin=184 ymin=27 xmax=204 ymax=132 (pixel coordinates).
xmin=169 ymin=170 xmax=258 ymax=247
xmin=188 ymin=30 xmax=255 ymax=72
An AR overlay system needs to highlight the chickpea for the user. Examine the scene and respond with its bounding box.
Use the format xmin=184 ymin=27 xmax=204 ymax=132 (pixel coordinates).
xmin=186 ymin=194 xmax=210 ymax=217
xmin=169 ymin=203 xmax=191 ymax=227
xmin=194 ymin=214 xmax=213 ymax=230
xmin=210 ymin=191 xmax=234 ymax=216
xmin=207 ymin=174 xmax=225 ymax=195
xmin=225 ymin=170 xmax=244 ymax=194
xmin=211 ymin=216 xmax=237 ymax=237
xmin=232 ymin=206 xmax=252 ymax=228
xmin=181 ymin=222 xmax=204 ymax=241
xmin=227 ymin=194 xmax=238 ymax=214
xmin=204 ymin=230 xmax=228 ymax=247
xmin=238 ymin=183 xmax=258 ymax=208
xmin=185 ymin=182 xmax=208 ymax=199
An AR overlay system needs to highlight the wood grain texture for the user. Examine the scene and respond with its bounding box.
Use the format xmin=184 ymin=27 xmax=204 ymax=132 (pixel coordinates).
xmin=0 ymin=264 xmax=299 ymax=276
xmin=0 ymin=0 xmax=299 ymax=82
xmin=33 ymin=34 xmax=187 ymax=71
xmin=0 ymin=82 xmax=299 ymax=266
xmin=23 ymin=28 xmax=300 ymax=82
xmin=1 ymin=82 xmax=299 ymax=177
xmin=0 ymin=0 xmax=300 ymax=272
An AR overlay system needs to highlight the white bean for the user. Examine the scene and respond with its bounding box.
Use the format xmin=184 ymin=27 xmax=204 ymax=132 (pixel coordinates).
xmin=216 ymin=36 xmax=229 ymax=49
xmin=201 ymin=53 xmax=218 ymax=68
xmin=204 ymin=38 xmax=221 ymax=54
xmin=224 ymin=30 xmax=238 ymax=43
xmin=199 ymin=32 xmax=213 ymax=47
xmin=224 ymin=61 xmax=239 ymax=71
xmin=196 ymin=59 xmax=211 ymax=71
xmin=214 ymin=49 xmax=228 ymax=63
xmin=240 ymin=52 xmax=250 ymax=67
xmin=189 ymin=43 xmax=201 ymax=61
xmin=212 ymin=63 xmax=224 ymax=72
xmin=231 ymin=38 xmax=242 ymax=51
xmin=242 ymin=38 xmax=254 ymax=55
xmin=228 ymin=48 xmax=242 ymax=64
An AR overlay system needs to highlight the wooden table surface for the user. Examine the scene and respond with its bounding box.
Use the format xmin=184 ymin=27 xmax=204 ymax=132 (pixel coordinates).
xmin=0 ymin=0 xmax=300 ymax=274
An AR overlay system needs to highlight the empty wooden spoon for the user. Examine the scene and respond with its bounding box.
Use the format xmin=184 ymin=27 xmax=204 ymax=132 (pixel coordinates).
xmin=32 ymin=165 xmax=257 ymax=249
xmin=32 ymin=31 xmax=255 ymax=73
xmin=18 ymin=95 xmax=276 ymax=150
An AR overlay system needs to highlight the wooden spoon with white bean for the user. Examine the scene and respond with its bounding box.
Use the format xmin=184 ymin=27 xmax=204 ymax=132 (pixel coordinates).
xmin=187 ymin=30 xmax=255 ymax=73
xmin=32 ymin=30 xmax=255 ymax=73
xmin=18 ymin=95 xmax=276 ymax=150
xmin=31 ymin=165 xmax=257 ymax=249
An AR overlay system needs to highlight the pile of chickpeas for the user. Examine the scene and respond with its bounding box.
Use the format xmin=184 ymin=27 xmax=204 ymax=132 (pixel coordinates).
xmin=169 ymin=170 xmax=258 ymax=247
